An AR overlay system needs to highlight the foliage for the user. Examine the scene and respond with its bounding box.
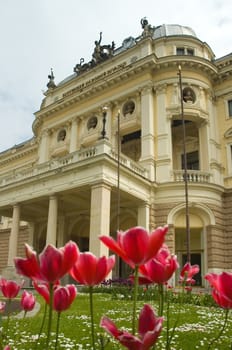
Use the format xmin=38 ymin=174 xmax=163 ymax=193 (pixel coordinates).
xmin=1 ymin=292 xmax=232 ymax=349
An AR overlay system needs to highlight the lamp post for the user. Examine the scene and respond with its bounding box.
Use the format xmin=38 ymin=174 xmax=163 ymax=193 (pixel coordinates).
xmin=178 ymin=65 xmax=191 ymax=264
xmin=100 ymin=106 xmax=108 ymax=139
xmin=116 ymin=110 xmax=122 ymax=277
xmin=116 ymin=110 xmax=121 ymax=233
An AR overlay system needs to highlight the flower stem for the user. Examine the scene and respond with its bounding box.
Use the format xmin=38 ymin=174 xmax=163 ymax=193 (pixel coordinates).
xmin=5 ymin=299 xmax=11 ymax=336
xmin=132 ymin=265 xmax=139 ymax=335
xmin=54 ymin=312 xmax=61 ymax=350
xmin=158 ymin=284 xmax=164 ymax=316
xmin=46 ymin=283 xmax=54 ymax=349
xmin=207 ymin=308 xmax=229 ymax=350
xmin=89 ymin=286 xmax=96 ymax=350
xmin=35 ymin=302 xmax=47 ymax=350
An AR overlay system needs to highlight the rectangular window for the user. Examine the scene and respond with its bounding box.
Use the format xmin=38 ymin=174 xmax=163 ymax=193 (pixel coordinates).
xmin=181 ymin=151 xmax=199 ymax=170
xmin=176 ymin=47 xmax=185 ymax=55
xmin=187 ymin=48 xmax=194 ymax=55
xmin=228 ymin=100 xmax=232 ymax=117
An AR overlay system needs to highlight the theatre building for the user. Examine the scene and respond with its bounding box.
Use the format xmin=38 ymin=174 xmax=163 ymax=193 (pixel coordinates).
xmin=1 ymin=19 xmax=232 ymax=285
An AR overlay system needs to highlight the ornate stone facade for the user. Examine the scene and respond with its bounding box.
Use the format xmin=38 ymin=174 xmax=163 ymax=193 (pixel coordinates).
xmin=1 ymin=20 xmax=232 ymax=285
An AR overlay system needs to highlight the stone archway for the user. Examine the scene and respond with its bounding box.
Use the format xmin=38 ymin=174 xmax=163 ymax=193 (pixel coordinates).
xmin=167 ymin=203 xmax=215 ymax=286
xmin=68 ymin=216 xmax=90 ymax=252
xmin=110 ymin=208 xmax=137 ymax=278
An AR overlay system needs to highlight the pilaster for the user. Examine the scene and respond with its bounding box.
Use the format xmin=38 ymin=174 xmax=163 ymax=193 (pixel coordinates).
xmin=140 ymin=83 xmax=155 ymax=180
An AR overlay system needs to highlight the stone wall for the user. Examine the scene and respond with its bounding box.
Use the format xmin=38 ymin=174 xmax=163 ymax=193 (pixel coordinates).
xmin=0 ymin=225 xmax=30 ymax=275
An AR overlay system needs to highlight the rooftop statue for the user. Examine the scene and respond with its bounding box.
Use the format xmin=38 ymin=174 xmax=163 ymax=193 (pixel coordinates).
xmin=74 ymin=32 xmax=115 ymax=75
xmin=140 ymin=17 xmax=154 ymax=37
xmin=47 ymin=68 xmax=56 ymax=89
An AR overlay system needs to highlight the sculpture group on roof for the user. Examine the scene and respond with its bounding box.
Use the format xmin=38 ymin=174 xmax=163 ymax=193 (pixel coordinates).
xmin=74 ymin=32 xmax=115 ymax=75
xmin=47 ymin=18 xmax=154 ymax=85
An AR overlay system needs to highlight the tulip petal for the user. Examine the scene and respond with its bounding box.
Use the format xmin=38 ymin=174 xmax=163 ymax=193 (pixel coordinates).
xmin=122 ymin=227 xmax=149 ymax=266
xmin=146 ymin=226 xmax=168 ymax=261
xmin=61 ymin=241 xmax=79 ymax=275
xmin=218 ymin=272 xmax=232 ymax=302
xmin=100 ymin=316 xmax=123 ymax=338
xmin=39 ymin=245 xmax=63 ymax=282
xmin=99 ymin=235 xmax=129 ymax=265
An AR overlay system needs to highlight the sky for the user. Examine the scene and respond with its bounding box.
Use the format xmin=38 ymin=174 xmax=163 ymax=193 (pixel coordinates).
xmin=1 ymin=0 xmax=232 ymax=152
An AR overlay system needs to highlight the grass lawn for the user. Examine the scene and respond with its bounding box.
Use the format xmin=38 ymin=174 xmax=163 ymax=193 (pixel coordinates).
xmin=2 ymin=291 xmax=232 ymax=349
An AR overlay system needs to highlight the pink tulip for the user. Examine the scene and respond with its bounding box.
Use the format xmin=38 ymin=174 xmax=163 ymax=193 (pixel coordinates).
xmin=0 ymin=278 xmax=23 ymax=299
xmin=70 ymin=252 xmax=115 ymax=286
xmin=21 ymin=290 xmax=36 ymax=312
xmin=179 ymin=262 xmax=199 ymax=285
xmin=100 ymin=226 xmax=168 ymax=269
xmin=101 ymin=304 xmax=163 ymax=350
xmin=205 ymin=272 xmax=232 ymax=309
xmin=14 ymin=241 xmax=79 ymax=283
xmin=3 ymin=346 xmax=11 ymax=350
xmin=53 ymin=285 xmax=77 ymax=312
xmin=139 ymin=245 xmax=179 ymax=284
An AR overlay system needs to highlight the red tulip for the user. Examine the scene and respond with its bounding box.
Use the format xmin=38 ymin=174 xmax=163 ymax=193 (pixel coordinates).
xmin=14 ymin=241 xmax=79 ymax=283
xmin=0 ymin=278 xmax=23 ymax=299
xmin=70 ymin=252 xmax=115 ymax=286
xmin=33 ymin=280 xmax=60 ymax=304
xmin=101 ymin=304 xmax=163 ymax=350
xmin=179 ymin=262 xmax=199 ymax=285
xmin=3 ymin=346 xmax=11 ymax=350
xmin=205 ymin=272 xmax=232 ymax=309
xmin=100 ymin=226 xmax=168 ymax=269
xmin=21 ymin=290 xmax=36 ymax=312
xmin=53 ymin=285 xmax=77 ymax=312
xmin=139 ymin=245 xmax=179 ymax=284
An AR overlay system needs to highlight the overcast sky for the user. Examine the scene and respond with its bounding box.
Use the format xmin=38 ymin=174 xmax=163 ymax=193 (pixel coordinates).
xmin=1 ymin=0 xmax=232 ymax=152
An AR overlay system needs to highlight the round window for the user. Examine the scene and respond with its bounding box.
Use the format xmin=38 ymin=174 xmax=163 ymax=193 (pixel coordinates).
xmin=122 ymin=100 xmax=135 ymax=116
xmin=87 ymin=116 xmax=98 ymax=130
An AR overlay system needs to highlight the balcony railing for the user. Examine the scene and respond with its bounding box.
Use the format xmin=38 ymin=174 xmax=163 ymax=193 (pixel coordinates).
xmin=0 ymin=143 xmax=148 ymax=187
xmin=173 ymin=169 xmax=211 ymax=183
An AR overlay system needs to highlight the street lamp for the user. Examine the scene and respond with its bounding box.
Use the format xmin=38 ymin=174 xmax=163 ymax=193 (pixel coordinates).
xmin=178 ymin=65 xmax=191 ymax=264
xmin=100 ymin=106 xmax=108 ymax=139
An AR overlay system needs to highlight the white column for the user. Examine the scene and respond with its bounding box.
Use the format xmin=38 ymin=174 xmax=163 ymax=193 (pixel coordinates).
xmin=206 ymin=91 xmax=222 ymax=185
xmin=140 ymin=84 xmax=155 ymax=180
xmin=8 ymin=204 xmax=20 ymax=266
xmin=38 ymin=129 xmax=50 ymax=163
xmin=138 ymin=203 xmax=150 ymax=231
xmin=69 ymin=118 xmax=78 ymax=153
xmin=156 ymin=84 xmax=173 ymax=182
xmin=89 ymin=183 xmax=111 ymax=257
xmin=46 ymin=195 xmax=58 ymax=246
xmin=57 ymin=215 xmax=65 ymax=247
xmin=105 ymin=105 xmax=112 ymax=142
xmin=27 ymin=222 xmax=35 ymax=247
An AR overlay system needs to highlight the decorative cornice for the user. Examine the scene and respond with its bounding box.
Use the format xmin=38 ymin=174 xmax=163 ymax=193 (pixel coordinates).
xmin=0 ymin=143 xmax=37 ymax=166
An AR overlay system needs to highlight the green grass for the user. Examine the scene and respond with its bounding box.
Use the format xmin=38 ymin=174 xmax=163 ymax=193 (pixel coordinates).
xmin=1 ymin=291 xmax=232 ymax=349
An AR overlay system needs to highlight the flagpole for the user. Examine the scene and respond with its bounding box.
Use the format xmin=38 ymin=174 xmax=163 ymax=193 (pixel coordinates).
xmin=178 ymin=65 xmax=191 ymax=263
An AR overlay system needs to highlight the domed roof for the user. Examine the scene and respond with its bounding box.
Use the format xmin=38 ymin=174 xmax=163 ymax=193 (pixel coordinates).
xmin=153 ymin=24 xmax=197 ymax=39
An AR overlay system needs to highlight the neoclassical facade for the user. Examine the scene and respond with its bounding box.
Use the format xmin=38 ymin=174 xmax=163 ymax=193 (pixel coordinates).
xmin=1 ymin=20 xmax=232 ymax=285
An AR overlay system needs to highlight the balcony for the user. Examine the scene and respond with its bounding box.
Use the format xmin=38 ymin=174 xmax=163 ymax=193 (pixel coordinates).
xmin=173 ymin=169 xmax=211 ymax=183
xmin=0 ymin=142 xmax=149 ymax=188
